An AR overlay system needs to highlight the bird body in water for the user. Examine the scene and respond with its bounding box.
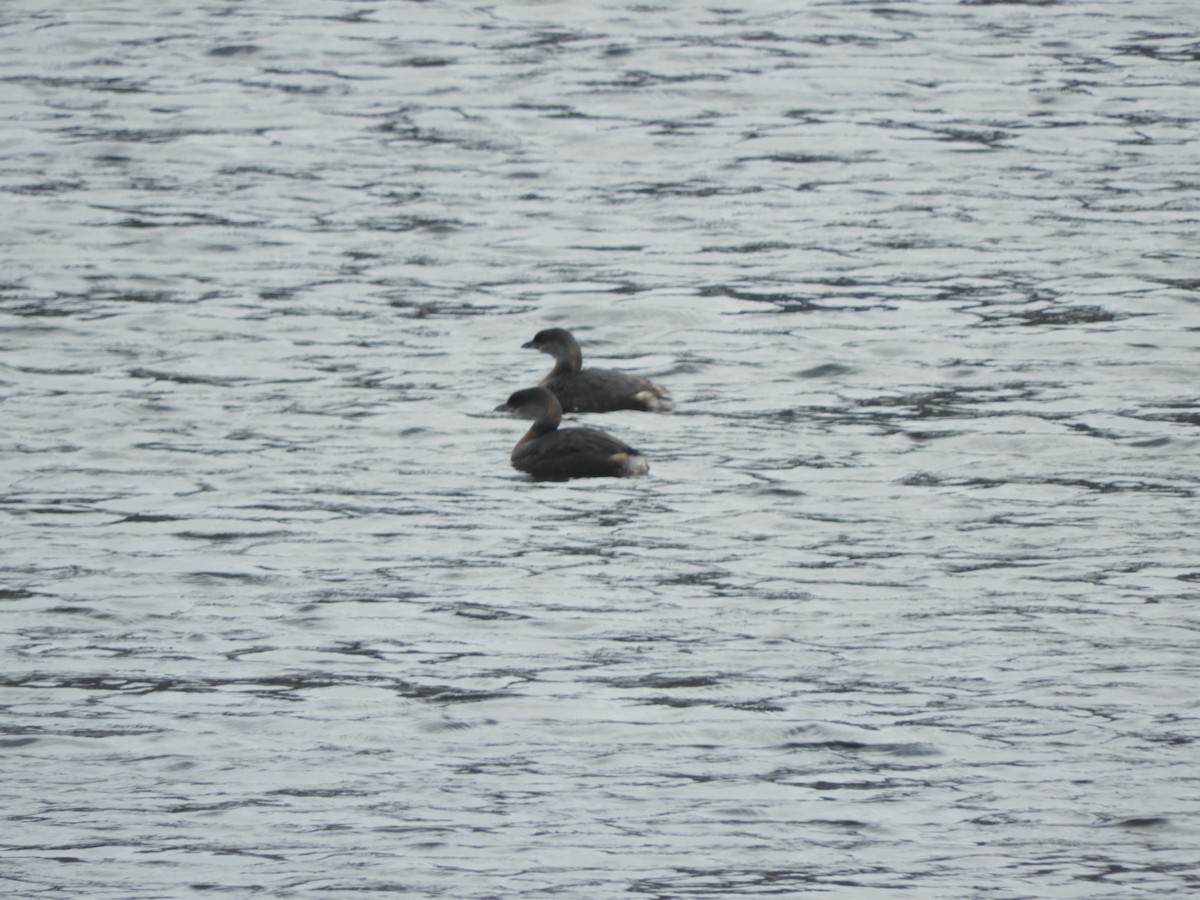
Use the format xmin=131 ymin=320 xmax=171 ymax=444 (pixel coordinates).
xmin=497 ymin=387 xmax=649 ymax=481
xmin=522 ymin=328 xmax=672 ymax=413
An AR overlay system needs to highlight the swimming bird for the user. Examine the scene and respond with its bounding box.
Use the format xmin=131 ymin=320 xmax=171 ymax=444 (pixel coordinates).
xmin=497 ymin=386 xmax=650 ymax=481
xmin=522 ymin=328 xmax=672 ymax=413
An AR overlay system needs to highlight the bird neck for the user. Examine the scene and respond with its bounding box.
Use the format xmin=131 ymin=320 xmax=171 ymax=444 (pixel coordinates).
xmin=518 ymin=407 xmax=561 ymax=446
xmin=548 ymin=343 xmax=582 ymax=377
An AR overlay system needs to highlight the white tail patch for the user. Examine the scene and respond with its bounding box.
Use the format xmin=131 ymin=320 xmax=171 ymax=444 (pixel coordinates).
xmin=635 ymin=389 xmax=674 ymax=413
xmin=612 ymin=452 xmax=649 ymax=477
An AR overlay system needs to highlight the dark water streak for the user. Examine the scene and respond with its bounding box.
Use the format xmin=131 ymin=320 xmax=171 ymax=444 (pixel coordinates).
xmin=3 ymin=0 xmax=1200 ymax=898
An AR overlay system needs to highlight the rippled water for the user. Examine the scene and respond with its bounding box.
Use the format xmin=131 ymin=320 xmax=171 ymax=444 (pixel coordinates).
xmin=3 ymin=1 xmax=1199 ymax=897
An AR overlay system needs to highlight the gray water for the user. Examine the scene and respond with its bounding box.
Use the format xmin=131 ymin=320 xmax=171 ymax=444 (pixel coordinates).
xmin=3 ymin=1 xmax=1199 ymax=897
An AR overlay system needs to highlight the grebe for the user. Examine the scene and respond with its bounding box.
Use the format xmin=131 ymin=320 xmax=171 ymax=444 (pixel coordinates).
xmin=497 ymin=386 xmax=650 ymax=481
xmin=522 ymin=328 xmax=672 ymax=413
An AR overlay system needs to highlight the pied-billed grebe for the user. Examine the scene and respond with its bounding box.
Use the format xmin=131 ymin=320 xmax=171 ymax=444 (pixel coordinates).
xmin=523 ymin=328 xmax=673 ymax=413
xmin=496 ymin=386 xmax=650 ymax=481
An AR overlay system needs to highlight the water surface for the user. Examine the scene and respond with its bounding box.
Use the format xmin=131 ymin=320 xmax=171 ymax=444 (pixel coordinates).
xmin=2 ymin=1 xmax=1199 ymax=897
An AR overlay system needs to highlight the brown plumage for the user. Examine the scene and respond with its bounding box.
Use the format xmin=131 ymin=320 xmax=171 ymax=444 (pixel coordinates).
xmin=522 ymin=328 xmax=672 ymax=413
xmin=496 ymin=387 xmax=650 ymax=481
